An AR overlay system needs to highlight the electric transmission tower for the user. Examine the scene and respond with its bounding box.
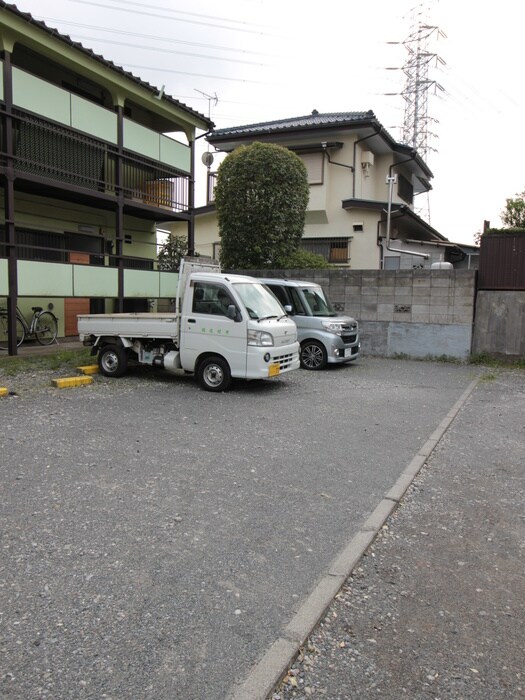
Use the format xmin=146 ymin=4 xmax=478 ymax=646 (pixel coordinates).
xmin=387 ymin=3 xmax=445 ymax=221
xmin=399 ymin=4 xmax=445 ymax=162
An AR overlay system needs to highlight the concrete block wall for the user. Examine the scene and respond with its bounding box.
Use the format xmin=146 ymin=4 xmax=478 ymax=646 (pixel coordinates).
xmin=244 ymin=268 xmax=477 ymax=360
xmin=472 ymin=291 xmax=525 ymax=358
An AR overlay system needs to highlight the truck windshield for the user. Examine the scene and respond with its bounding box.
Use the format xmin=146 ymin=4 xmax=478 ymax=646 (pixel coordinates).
xmin=234 ymin=282 xmax=286 ymax=320
xmin=302 ymin=286 xmax=337 ymax=317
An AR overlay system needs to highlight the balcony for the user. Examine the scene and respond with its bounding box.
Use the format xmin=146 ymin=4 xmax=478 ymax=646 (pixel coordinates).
xmin=2 ymin=111 xmax=190 ymax=213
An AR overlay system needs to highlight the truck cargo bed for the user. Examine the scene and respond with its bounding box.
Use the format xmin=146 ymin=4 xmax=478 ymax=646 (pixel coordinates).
xmin=77 ymin=313 xmax=180 ymax=339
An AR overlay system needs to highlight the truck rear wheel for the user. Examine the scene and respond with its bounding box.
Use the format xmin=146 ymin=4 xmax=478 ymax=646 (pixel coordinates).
xmin=300 ymin=340 xmax=328 ymax=370
xmin=98 ymin=344 xmax=128 ymax=378
xmin=197 ymin=355 xmax=231 ymax=392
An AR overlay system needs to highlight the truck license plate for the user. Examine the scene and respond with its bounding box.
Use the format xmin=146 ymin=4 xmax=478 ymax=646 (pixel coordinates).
xmin=268 ymin=363 xmax=280 ymax=377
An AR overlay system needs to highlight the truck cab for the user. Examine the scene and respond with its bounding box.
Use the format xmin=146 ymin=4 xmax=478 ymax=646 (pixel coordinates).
xmin=260 ymin=278 xmax=360 ymax=370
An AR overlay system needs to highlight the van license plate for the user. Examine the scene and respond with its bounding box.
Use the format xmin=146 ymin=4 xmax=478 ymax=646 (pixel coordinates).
xmin=268 ymin=363 xmax=280 ymax=377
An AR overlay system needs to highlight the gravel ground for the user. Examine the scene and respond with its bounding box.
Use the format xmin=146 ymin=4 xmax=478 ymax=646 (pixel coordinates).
xmin=2 ymin=353 xmax=522 ymax=700
xmin=274 ymin=369 xmax=525 ymax=700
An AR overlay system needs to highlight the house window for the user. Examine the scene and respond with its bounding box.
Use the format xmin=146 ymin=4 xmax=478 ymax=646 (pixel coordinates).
xmin=299 ymin=152 xmax=324 ymax=185
xmin=300 ymin=237 xmax=350 ymax=264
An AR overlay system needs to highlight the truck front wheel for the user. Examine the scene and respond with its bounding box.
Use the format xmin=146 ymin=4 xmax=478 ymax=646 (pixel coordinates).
xmin=197 ymin=356 xmax=231 ymax=392
xmin=300 ymin=340 xmax=328 ymax=370
xmin=98 ymin=344 xmax=128 ymax=378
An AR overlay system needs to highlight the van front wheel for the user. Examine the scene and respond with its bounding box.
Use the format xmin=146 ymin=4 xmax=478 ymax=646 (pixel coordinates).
xmin=300 ymin=340 xmax=327 ymax=370
xmin=197 ymin=356 xmax=232 ymax=392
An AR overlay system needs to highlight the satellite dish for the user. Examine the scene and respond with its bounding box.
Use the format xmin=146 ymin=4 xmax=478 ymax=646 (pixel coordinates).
xmin=202 ymin=151 xmax=214 ymax=167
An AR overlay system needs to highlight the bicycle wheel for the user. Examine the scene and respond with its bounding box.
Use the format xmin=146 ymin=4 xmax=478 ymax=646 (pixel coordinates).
xmin=34 ymin=311 xmax=58 ymax=345
xmin=0 ymin=313 xmax=25 ymax=350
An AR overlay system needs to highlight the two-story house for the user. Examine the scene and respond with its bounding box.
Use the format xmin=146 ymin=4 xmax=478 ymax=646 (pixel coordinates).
xmin=175 ymin=110 xmax=468 ymax=269
xmin=0 ymin=0 xmax=212 ymax=352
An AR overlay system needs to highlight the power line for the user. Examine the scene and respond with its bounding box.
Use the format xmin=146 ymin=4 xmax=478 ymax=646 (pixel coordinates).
xmin=61 ymin=0 xmax=270 ymax=35
xmin=122 ymin=63 xmax=268 ymax=85
xmin=37 ymin=17 xmax=271 ymax=56
xmin=75 ymin=0 xmax=273 ymax=30
xmin=71 ymin=34 xmax=269 ymax=67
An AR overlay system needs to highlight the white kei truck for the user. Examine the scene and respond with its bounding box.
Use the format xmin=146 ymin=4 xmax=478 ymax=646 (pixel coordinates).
xmin=77 ymin=259 xmax=300 ymax=392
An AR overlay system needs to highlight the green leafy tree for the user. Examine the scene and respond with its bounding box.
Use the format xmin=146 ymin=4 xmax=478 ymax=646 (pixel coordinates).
xmin=501 ymin=189 xmax=525 ymax=228
xmin=214 ymin=142 xmax=310 ymax=268
xmin=157 ymin=233 xmax=190 ymax=271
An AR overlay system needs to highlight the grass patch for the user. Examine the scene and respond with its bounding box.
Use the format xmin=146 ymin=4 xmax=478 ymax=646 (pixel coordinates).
xmin=469 ymin=353 xmax=525 ymax=370
xmin=0 ymin=348 xmax=93 ymax=375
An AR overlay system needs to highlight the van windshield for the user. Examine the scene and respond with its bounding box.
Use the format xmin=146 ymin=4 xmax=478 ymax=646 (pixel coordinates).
xmin=302 ymin=286 xmax=337 ymax=317
xmin=234 ymin=282 xmax=286 ymax=320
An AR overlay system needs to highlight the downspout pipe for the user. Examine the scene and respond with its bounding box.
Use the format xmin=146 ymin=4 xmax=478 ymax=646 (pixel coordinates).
xmin=321 ymin=142 xmax=354 ymax=171
xmin=384 ymin=157 xmax=429 ymax=261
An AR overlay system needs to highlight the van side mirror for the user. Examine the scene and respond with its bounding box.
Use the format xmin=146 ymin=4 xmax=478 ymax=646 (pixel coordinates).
xmin=284 ymin=304 xmax=293 ymax=315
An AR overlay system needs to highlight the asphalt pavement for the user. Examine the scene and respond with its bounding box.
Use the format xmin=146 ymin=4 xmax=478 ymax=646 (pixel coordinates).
xmin=0 ymin=353 xmax=523 ymax=700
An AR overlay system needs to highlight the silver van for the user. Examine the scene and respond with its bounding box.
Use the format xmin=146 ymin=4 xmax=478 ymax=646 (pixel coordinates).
xmin=261 ymin=278 xmax=360 ymax=370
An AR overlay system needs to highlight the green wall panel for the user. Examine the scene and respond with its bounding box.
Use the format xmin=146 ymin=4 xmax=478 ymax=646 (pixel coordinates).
xmin=71 ymin=95 xmax=117 ymax=144
xmin=18 ymin=261 xmax=73 ymax=296
xmin=124 ymin=119 xmax=159 ymax=160
xmin=160 ymin=135 xmax=190 ymax=173
xmin=13 ymin=68 xmax=70 ymax=126
xmin=124 ymin=269 xmax=160 ymax=297
xmin=73 ymin=266 xmax=118 ymax=297
xmin=9 ymin=262 xmax=179 ymax=299
xmin=0 ymin=259 xmax=8 ymax=295
xmin=159 ymin=271 xmax=179 ymax=298
xmin=0 ymin=64 xmax=4 ymax=101
xmin=0 ymin=258 xmax=9 ymax=297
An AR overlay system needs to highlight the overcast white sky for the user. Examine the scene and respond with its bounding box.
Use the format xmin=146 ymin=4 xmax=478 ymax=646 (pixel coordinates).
xmin=11 ymin=0 xmax=525 ymax=244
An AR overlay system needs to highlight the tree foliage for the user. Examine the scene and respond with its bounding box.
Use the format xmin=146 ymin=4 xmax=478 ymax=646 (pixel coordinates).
xmin=501 ymin=189 xmax=525 ymax=228
xmin=277 ymin=248 xmax=332 ymax=269
xmin=214 ymin=142 xmax=310 ymax=268
xmin=157 ymin=233 xmax=189 ymax=271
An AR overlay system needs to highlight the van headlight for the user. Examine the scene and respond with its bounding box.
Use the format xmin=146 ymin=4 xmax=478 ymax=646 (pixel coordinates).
xmin=247 ymin=329 xmax=274 ymax=346
xmin=322 ymin=321 xmax=345 ymax=335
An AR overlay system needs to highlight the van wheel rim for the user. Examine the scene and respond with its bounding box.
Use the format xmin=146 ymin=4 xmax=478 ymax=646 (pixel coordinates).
xmin=302 ymin=344 xmax=324 ymax=368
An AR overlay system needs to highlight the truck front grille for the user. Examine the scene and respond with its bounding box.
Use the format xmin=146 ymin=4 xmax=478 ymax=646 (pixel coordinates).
xmin=272 ymin=351 xmax=297 ymax=370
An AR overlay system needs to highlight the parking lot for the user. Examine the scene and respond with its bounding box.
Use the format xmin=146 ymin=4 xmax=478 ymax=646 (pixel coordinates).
xmin=0 ymin=357 xmax=481 ymax=699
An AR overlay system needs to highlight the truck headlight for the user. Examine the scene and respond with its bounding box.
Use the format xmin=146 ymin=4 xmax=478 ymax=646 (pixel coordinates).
xmin=247 ymin=329 xmax=274 ymax=346
xmin=322 ymin=321 xmax=344 ymax=335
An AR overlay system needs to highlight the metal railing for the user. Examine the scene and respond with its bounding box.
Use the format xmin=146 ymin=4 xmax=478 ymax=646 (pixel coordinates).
xmin=6 ymin=111 xmax=190 ymax=211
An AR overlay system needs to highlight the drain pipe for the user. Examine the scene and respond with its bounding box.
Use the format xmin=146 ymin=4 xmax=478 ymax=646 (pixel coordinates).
xmin=384 ymin=158 xmax=429 ymax=261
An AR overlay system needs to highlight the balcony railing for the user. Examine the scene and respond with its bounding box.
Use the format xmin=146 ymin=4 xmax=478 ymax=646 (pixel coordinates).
xmin=4 ymin=111 xmax=189 ymax=211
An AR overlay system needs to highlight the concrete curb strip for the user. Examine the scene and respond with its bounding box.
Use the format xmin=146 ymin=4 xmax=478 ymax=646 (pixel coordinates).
xmin=227 ymin=376 xmax=481 ymax=700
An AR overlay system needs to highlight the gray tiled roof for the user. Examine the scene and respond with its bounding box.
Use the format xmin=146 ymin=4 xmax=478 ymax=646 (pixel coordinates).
xmin=0 ymin=0 xmax=212 ymax=128
xmin=210 ymin=110 xmax=376 ymax=138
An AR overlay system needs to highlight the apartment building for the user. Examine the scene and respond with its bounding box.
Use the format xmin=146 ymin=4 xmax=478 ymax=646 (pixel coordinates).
xmin=0 ymin=1 xmax=212 ymax=352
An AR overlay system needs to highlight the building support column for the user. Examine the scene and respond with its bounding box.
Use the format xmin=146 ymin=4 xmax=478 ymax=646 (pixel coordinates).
xmin=2 ymin=51 xmax=18 ymax=355
xmin=115 ymin=105 xmax=124 ymax=312
xmin=187 ymin=138 xmax=196 ymax=256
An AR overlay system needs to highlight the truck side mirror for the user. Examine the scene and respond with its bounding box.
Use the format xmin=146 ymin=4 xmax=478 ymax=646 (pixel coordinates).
xmin=226 ymin=304 xmax=240 ymax=321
